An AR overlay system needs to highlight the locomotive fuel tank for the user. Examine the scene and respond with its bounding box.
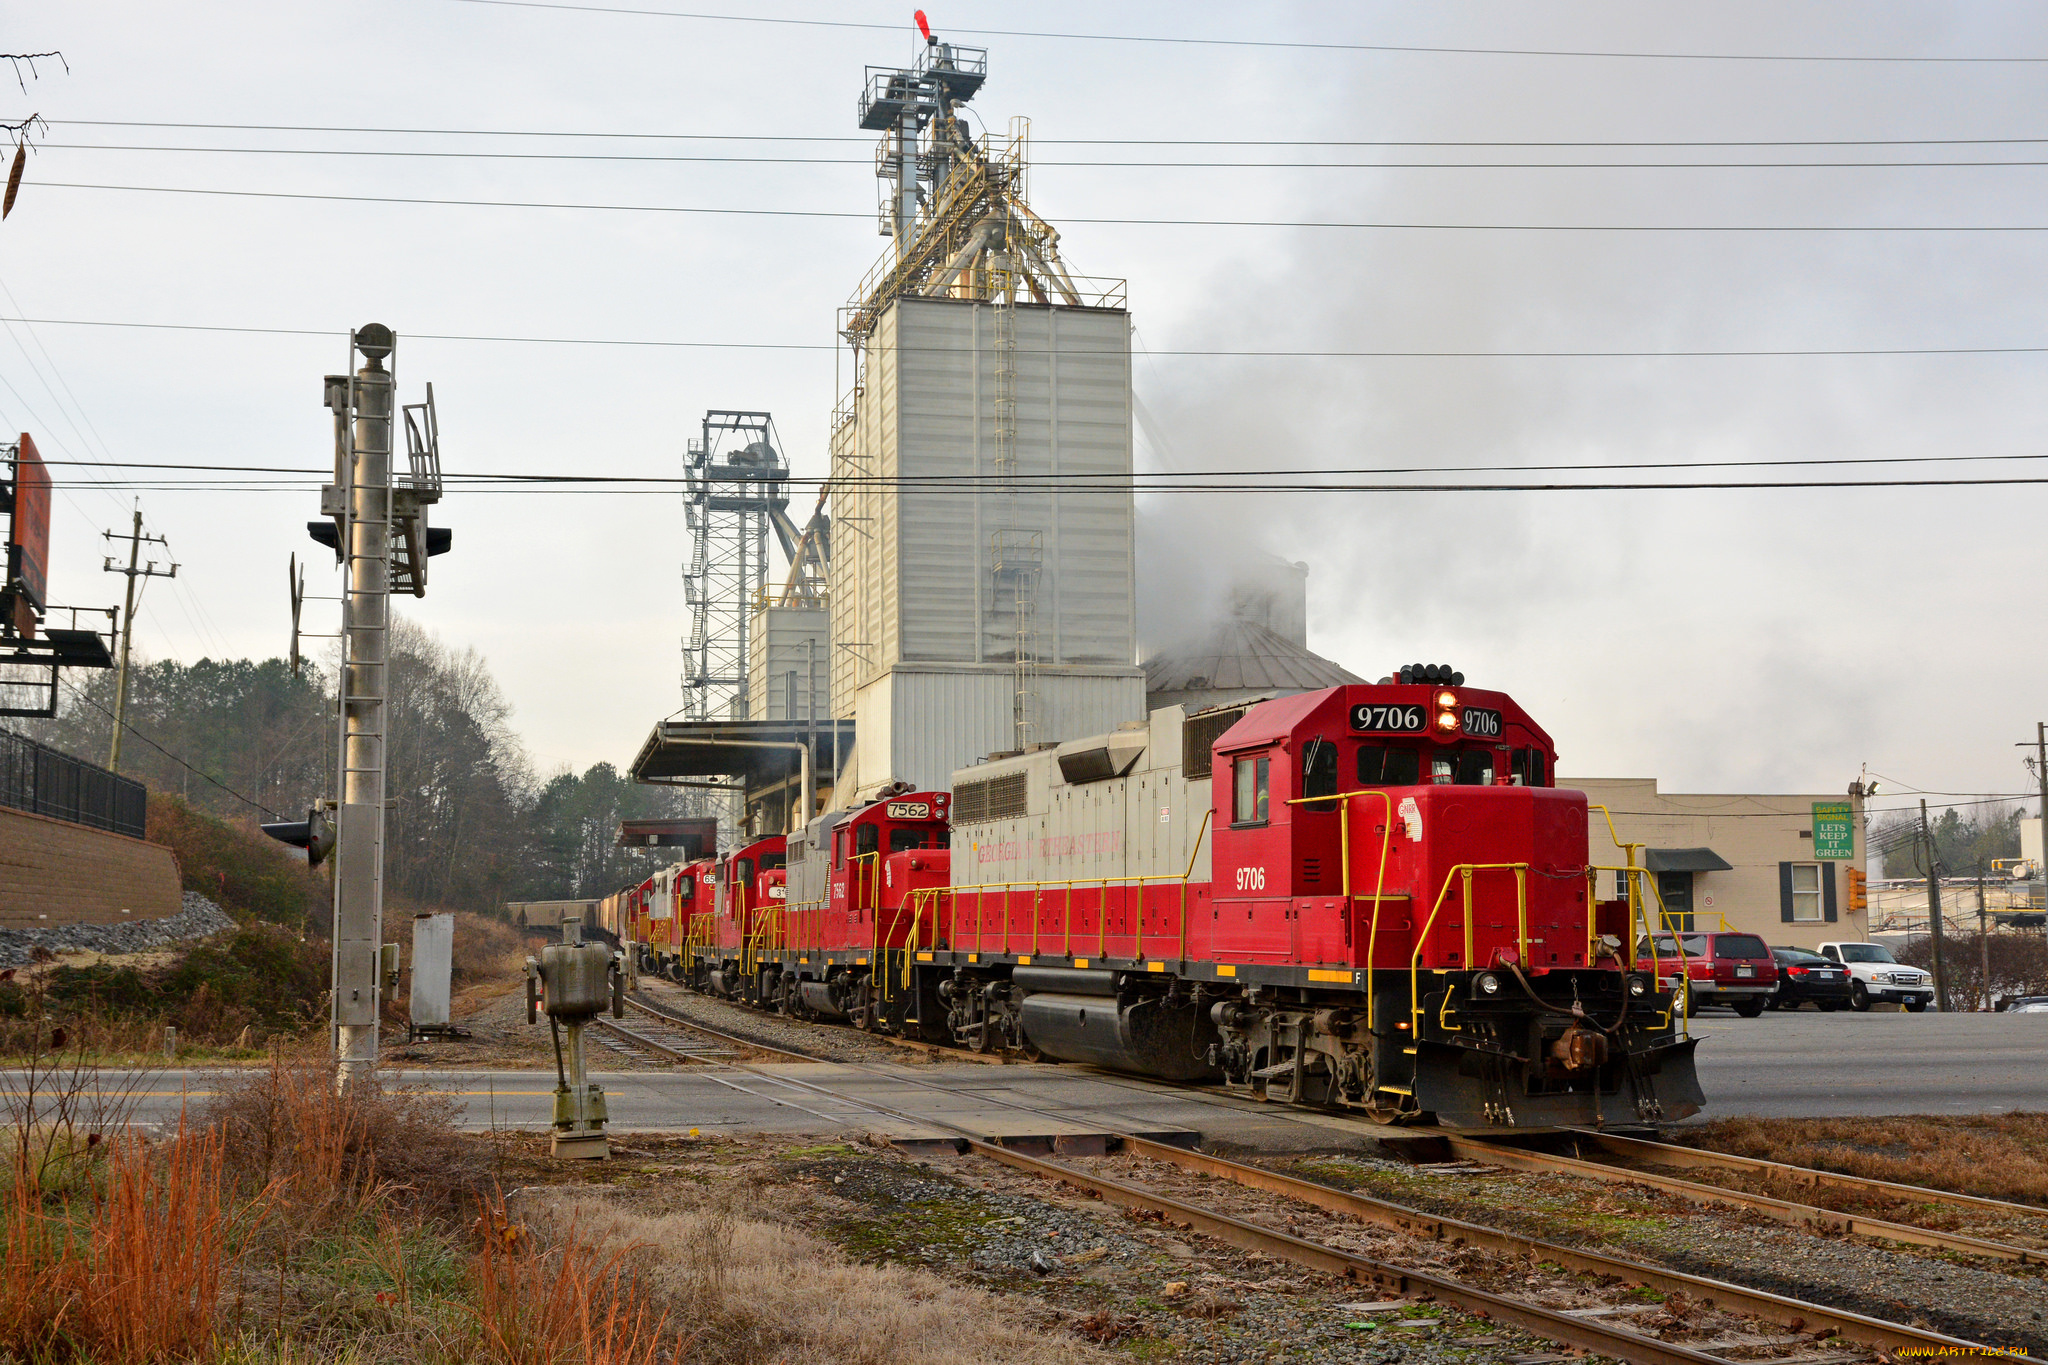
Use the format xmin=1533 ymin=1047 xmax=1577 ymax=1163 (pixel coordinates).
xmin=1015 ymin=986 xmax=1221 ymax=1082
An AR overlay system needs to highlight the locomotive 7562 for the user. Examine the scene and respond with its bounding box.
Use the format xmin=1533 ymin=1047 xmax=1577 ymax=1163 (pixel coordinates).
xmin=670 ymin=672 xmax=1704 ymax=1130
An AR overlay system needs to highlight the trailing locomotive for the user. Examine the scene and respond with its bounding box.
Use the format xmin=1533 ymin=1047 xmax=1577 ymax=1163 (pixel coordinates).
xmin=643 ymin=675 xmax=1704 ymax=1129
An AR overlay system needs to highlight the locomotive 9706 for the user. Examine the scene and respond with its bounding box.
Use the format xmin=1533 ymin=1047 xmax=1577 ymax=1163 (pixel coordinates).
xmin=659 ymin=673 xmax=1703 ymax=1129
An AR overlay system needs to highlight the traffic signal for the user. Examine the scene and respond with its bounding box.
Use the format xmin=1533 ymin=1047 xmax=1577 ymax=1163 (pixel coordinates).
xmin=261 ymin=805 xmax=336 ymax=868
xmin=1846 ymin=868 xmax=1868 ymax=912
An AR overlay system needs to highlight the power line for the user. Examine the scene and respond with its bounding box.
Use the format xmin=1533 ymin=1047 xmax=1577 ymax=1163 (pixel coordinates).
xmin=436 ymin=0 xmax=2048 ymax=64
xmin=45 ymin=141 xmax=2048 ymax=170
xmin=13 ymin=314 xmax=2048 ymax=361
xmin=37 ymin=475 xmax=2048 ymax=496
xmin=27 ymin=448 xmax=2048 ymax=481
xmin=33 ymin=178 xmax=2048 ymax=231
xmin=51 ymin=120 xmax=2048 ymax=148
xmin=58 ymin=677 xmax=284 ymax=819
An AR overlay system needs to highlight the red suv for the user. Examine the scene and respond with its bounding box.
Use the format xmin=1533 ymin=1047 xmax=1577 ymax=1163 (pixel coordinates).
xmin=1634 ymin=931 xmax=1779 ymax=1018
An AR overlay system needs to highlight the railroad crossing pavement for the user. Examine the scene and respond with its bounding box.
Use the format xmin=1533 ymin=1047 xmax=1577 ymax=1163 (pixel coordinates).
xmin=10 ymin=1011 xmax=2045 ymax=1140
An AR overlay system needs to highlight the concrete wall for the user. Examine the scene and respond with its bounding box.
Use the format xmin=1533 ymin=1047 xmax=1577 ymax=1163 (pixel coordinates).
xmin=0 ymin=805 xmax=182 ymax=929
xmin=1567 ymin=776 xmax=1865 ymax=951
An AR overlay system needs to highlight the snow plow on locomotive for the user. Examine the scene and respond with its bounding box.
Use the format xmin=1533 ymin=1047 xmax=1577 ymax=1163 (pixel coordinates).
xmin=648 ymin=676 xmax=1703 ymax=1130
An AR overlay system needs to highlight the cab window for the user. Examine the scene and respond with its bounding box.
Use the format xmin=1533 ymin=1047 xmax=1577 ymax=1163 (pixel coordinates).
xmin=1299 ymin=737 xmax=1339 ymax=808
xmin=1432 ymin=750 xmax=1495 ymax=785
xmin=889 ymin=828 xmax=928 ymax=853
xmin=855 ymin=824 xmax=879 ymax=858
xmin=1356 ymin=746 xmax=1420 ymax=785
xmin=1231 ymin=755 xmax=1269 ymax=826
xmin=676 ymin=878 xmax=693 ymax=903
xmin=734 ymin=858 xmax=754 ymax=886
xmin=760 ymin=851 xmax=786 ymax=872
xmin=1510 ymin=748 xmax=1548 ymax=787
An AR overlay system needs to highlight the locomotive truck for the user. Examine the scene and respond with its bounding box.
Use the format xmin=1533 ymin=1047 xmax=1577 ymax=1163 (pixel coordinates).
xmin=653 ymin=673 xmax=1704 ymax=1129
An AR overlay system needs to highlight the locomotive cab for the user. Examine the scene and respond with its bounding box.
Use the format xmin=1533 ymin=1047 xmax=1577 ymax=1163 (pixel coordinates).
xmin=1205 ymin=677 xmax=1701 ymax=1127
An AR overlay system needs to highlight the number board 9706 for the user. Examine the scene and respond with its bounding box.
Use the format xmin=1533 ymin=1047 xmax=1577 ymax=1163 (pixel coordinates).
xmin=1461 ymin=708 xmax=1503 ymax=738
xmin=1349 ymin=703 xmax=1426 ymax=733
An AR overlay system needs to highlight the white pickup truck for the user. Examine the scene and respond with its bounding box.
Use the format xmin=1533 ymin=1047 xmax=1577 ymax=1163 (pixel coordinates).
xmin=1814 ymin=941 xmax=1935 ymax=1012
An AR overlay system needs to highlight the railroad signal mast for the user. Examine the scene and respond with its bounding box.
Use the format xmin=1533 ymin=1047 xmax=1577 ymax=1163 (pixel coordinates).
xmin=267 ymin=324 xmax=450 ymax=1089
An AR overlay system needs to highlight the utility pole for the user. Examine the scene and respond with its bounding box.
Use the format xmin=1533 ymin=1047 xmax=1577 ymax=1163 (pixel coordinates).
xmin=100 ymin=506 xmax=175 ymax=773
xmin=1920 ymin=798 xmax=1949 ymax=1012
xmin=1977 ymin=864 xmax=1991 ymax=1012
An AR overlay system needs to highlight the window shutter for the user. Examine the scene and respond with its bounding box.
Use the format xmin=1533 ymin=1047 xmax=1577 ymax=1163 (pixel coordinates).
xmin=1778 ymin=862 xmax=1795 ymax=922
xmin=1823 ymin=863 xmax=1838 ymax=922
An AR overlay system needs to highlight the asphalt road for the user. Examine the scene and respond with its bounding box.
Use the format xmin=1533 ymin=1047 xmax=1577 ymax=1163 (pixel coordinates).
xmin=10 ymin=1010 xmax=2044 ymax=1142
xmin=1684 ymin=1007 xmax=2048 ymax=1119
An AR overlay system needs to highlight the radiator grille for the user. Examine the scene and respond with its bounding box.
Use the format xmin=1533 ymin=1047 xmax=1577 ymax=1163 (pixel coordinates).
xmin=953 ymin=771 xmax=1027 ymax=824
xmin=1182 ymin=705 xmax=1248 ymax=781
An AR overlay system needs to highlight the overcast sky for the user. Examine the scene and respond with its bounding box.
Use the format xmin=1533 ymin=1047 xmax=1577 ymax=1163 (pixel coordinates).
xmin=0 ymin=1 xmax=2041 ymax=824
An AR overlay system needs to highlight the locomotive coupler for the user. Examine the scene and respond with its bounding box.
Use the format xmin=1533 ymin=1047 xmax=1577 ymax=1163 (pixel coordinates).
xmin=1547 ymin=1025 xmax=1609 ymax=1073
xmin=525 ymin=916 xmax=626 ymax=1160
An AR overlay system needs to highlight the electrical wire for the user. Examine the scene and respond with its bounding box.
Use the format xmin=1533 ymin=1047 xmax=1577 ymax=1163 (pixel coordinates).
xmin=52 ymin=120 xmax=2048 ymax=148
xmin=22 ymin=448 xmax=2048 ymax=478
xmin=45 ymin=142 xmax=2048 ymax=170
xmin=435 ymin=0 xmax=2048 ymax=64
xmin=31 ymin=178 xmax=2048 ymax=231
xmin=8 ymin=314 xmax=2048 ymax=361
xmin=56 ymin=677 xmax=284 ymax=819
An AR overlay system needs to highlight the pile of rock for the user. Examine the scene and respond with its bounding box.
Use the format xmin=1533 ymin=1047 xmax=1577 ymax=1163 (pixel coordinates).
xmin=0 ymin=891 xmax=239 ymax=968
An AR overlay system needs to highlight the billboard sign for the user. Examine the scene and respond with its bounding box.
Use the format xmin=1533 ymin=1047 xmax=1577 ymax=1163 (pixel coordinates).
xmin=1811 ymin=801 xmax=1855 ymax=861
xmin=6 ymin=434 xmax=49 ymax=637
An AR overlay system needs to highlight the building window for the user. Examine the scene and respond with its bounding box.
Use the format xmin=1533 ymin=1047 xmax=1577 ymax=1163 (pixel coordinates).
xmin=1232 ymin=754 xmax=1269 ymax=826
xmin=1791 ymin=863 xmax=1823 ymax=921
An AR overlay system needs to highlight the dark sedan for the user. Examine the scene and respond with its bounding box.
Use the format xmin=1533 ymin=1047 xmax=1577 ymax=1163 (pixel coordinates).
xmin=1769 ymin=947 xmax=1853 ymax=1011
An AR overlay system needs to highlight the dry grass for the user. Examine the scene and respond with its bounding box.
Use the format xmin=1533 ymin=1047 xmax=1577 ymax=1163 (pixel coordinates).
xmin=541 ymin=1187 xmax=1103 ymax=1365
xmin=1 ymin=1123 xmax=257 ymax=1362
xmin=196 ymin=1045 xmax=489 ymax=1223
xmin=1679 ymin=1112 xmax=2048 ymax=1205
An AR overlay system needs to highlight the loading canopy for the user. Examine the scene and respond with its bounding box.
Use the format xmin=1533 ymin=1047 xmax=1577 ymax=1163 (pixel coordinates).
xmin=1643 ymin=847 xmax=1734 ymax=873
xmin=629 ymin=718 xmax=849 ymax=789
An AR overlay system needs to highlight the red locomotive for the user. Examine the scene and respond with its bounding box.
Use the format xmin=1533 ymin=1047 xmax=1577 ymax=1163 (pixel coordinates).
xmin=645 ymin=673 xmax=1702 ymax=1129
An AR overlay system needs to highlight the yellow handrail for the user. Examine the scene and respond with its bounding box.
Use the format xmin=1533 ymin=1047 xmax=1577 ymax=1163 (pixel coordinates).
xmin=1406 ymin=863 xmax=1532 ymax=1038
xmin=1283 ymin=788 xmax=1394 ymax=1027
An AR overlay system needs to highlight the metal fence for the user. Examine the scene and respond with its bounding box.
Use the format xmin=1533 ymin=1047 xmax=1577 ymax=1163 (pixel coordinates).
xmin=0 ymin=728 xmax=147 ymax=839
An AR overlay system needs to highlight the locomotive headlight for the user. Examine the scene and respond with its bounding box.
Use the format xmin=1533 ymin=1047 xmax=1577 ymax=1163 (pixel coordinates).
xmin=1436 ymin=711 xmax=1460 ymax=732
xmin=1435 ymin=690 xmax=1458 ymax=709
xmin=1627 ymin=973 xmax=1650 ymax=998
xmin=1475 ymin=972 xmax=1502 ymax=996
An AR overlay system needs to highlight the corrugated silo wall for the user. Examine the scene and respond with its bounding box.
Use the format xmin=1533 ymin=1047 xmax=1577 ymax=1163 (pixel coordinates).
xmin=748 ymin=604 xmax=829 ymax=722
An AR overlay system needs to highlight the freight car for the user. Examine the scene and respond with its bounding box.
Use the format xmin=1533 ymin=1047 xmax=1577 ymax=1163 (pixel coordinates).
xmin=668 ymin=675 xmax=1703 ymax=1129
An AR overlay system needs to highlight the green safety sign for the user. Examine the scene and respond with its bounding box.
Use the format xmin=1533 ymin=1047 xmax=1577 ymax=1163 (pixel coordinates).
xmin=1812 ymin=801 xmax=1855 ymax=860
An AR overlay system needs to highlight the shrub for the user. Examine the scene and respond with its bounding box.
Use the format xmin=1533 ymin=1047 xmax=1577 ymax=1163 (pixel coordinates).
xmin=147 ymin=793 xmax=324 ymax=931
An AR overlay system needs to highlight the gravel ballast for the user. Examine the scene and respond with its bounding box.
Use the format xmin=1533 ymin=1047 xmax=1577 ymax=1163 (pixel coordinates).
xmin=0 ymin=891 xmax=238 ymax=967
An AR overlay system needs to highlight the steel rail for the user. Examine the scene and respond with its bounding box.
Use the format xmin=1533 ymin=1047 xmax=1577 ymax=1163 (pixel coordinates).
xmin=960 ymin=1138 xmax=1741 ymax=1365
xmin=665 ymin=1054 xmax=1739 ymax=1365
xmin=610 ymin=994 xmax=2020 ymax=1362
xmin=1444 ymin=1135 xmax=2045 ymax=1264
xmin=623 ymin=993 xmax=822 ymax=1063
xmin=622 ymin=978 xmax=2040 ymax=1354
xmin=1112 ymin=1133 xmax=2021 ymax=1361
xmin=1565 ymin=1127 xmax=2048 ymax=1220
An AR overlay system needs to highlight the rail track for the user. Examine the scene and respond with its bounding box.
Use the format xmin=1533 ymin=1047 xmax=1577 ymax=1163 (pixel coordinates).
xmin=613 ymin=990 xmax=2024 ymax=1363
xmin=1438 ymin=1132 xmax=2048 ymax=1265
